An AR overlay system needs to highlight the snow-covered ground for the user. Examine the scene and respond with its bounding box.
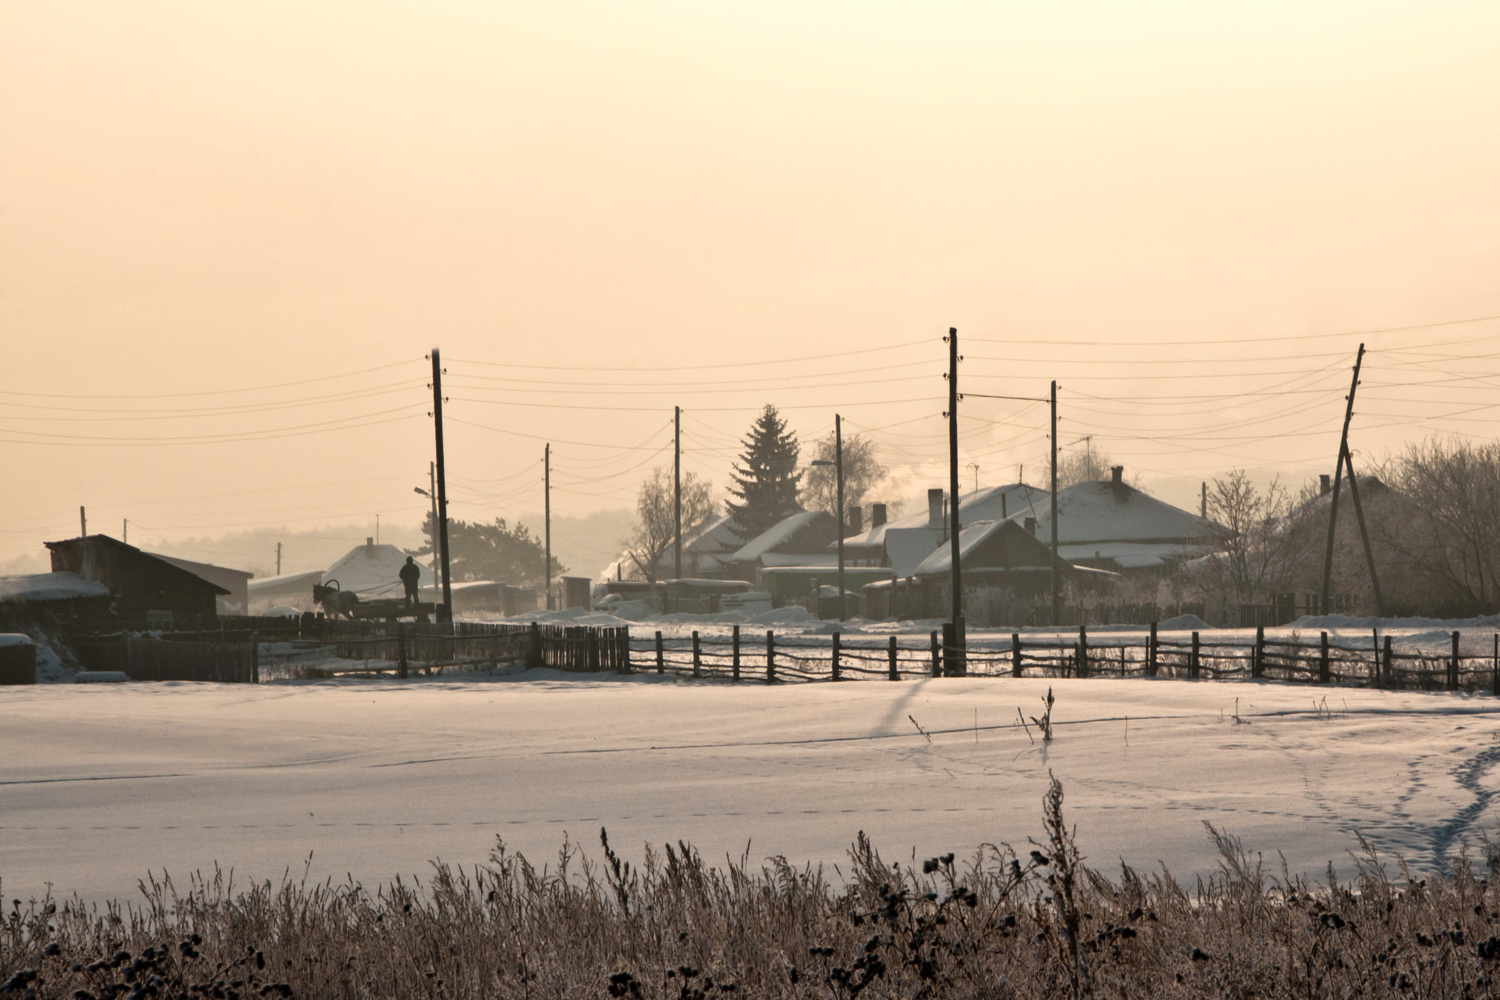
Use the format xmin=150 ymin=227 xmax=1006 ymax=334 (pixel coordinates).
xmin=4 ymin=669 xmax=1500 ymax=909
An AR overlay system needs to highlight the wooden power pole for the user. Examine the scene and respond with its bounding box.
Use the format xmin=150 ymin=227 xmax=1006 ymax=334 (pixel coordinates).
xmin=945 ymin=328 xmax=964 ymax=668
xmin=1050 ymin=380 xmax=1060 ymax=626
xmin=674 ymin=406 xmax=682 ymax=581
xmin=835 ymin=412 xmax=845 ymax=623
xmin=1319 ymin=343 xmax=1367 ymax=618
xmin=430 ymin=349 xmax=453 ymax=622
xmin=545 ymin=443 xmax=552 ymax=610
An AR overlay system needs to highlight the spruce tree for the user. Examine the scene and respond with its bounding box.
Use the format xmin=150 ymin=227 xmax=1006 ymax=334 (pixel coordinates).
xmin=726 ymin=404 xmax=802 ymax=539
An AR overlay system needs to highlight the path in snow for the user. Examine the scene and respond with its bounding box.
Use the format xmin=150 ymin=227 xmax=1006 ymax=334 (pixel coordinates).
xmin=3 ymin=671 xmax=1500 ymax=906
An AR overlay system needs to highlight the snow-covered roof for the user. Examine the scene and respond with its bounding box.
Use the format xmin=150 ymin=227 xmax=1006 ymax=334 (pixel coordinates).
xmin=839 ymin=483 xmax=1050 ymax=550
xmin=683 ymin=513 xmax=742 ymax=554
xmin=247 ymin=569 xmax=324 ymax=595
xmin=728 ymin=511 xmax=832 ymax=563
xmin=1034 ymin=480 xmax=1221 ymax=547
xmin=760 ymin=552 xmax=838 ymax=568
xmin=322 ymin=543 xmax=428 ymax=597
xmin=884 ymin=527 xmax=944 ymax=578
xmin=913 ymin=519 xmax=1054 ymax=576
xmin=0 ymin=571 xmax=111 ymax=603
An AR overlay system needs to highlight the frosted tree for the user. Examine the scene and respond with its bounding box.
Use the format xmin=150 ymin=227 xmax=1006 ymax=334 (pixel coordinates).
xmin=625 ymin=466 xmax=715 ymax=582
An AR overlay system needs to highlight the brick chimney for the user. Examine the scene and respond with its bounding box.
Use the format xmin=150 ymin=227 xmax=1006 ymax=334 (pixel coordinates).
xmin=1111 ymin=466 xmax=1124 ymax=485
xmin=927 ymin=488 xmax=944 ymax=528
xmin=871 ymin=503 xmax=887 ymax=528
xmin=846 ymin=505 xmax=862 ymax=534
xmin=1024 ymin=516 xmax=1037 ymax=536
xmin=1320 ymin=474 xmax=1331 ymax=495
xmin=365 ymin=536 xmax=375 ymax=555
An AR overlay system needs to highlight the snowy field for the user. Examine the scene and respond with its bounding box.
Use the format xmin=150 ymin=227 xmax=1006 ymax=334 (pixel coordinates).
xmin=5 ymin=668 xmax=1500 ymax=909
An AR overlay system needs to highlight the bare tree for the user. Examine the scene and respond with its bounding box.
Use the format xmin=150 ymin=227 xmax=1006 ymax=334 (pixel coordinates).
xmin=1055 ymin=439 xmax=1118 ymax=489
xmin=1380 ymin=438 xmax=1500 ymax=613
xmin=801 ymin=431 xmax=886 ymax=525
xmin=1201 ymin=470 xmax=1299 ymax=601
xmin=625 ymin=466 xmax=715 ymax=583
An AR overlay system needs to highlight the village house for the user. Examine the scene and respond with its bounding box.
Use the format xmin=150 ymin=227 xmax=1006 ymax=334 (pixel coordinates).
xmin=42 ymin=534 xmax=231 ymax=625
xmin=1033 ymin=467 xmax=1222 ymax=572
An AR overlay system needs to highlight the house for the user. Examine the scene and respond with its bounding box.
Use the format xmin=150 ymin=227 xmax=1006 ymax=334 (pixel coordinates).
xmin=322 ymin=538 xmax=427 ymax=599
xmin=838 ymin=484 xmax=1052 ymax=577
xmin=42 ymin=534 xmax=230 ymax=624
xmin=723 ymin=510 xmax=840 ymax=583
xmin=1032 ymin=467 xmax=1222 ymax=571
xmin=651 ymin=512 xmax=746 ymax=580
xmin=152 ymin=554 xmax=254 ymax=615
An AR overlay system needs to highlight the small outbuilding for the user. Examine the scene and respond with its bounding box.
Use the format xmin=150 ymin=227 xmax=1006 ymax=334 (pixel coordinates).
xmin=43 ymin=534 xmax=229 ymax=624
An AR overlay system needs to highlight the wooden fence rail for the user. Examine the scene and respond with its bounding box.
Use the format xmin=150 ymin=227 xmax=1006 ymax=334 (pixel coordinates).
xmin=628 ymin=626 xmax=1500 ymax=692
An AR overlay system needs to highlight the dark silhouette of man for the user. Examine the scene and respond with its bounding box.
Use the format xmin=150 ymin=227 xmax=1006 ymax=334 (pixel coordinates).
xmin=399 ymin=556 xmax=421 ymax=607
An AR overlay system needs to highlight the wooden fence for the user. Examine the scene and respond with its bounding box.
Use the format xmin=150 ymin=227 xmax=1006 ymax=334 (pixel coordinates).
xmin=71 ymin=633 xmax=258 ymax=683
xmin=628 ymin=624 xmax=1500 ymax=692
xmin=327 ymin=622 xmax=631 ymax=677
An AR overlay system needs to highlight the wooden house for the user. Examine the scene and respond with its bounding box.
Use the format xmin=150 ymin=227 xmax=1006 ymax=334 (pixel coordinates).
xmin=43 ymin=534 xmax=229 ymax=625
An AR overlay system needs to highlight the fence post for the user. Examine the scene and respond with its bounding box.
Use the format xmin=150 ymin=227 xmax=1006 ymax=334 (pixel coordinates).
xmin=691 ymin=631 xmax=701 ymax=678
xmin=589 ymin=631 xmax=601 ymax=672
xmin=831 ymin=632 xmax=841 ymax=681
xmin=1492 ymin=633 xmax=1498 ymax=697
xmin=930 ymin=631 xmax=940 ymax=677
xmin=766 ymin=630 xmax=775 ymax=683
xmin=1077 ymin=624 xmax=1088 ymax=678
xmin=528 ymin=621 xmax=543 ymax=668
xmin=250 ymin=630 xmax=259 ymax=684
xmin=1255 ymin=626 xmax=1266 ymax=679
xmin=1383 ymin=634 xmax=1393 ymax=688
xmin=1190 ymin=631 xmax=1200 ymax=679
xmin=655 ymin=630 xmax=664 ymax=673
xmin=888 ymin=635 xmax=898 ymax=681
xmin=620 ymin=627 xmax=632 ymax=673
xmin=1371 ymin=628 xmax=1380 ymax=687
xmin=1011 ymin=632 xmax=1022 ymax=678
xmin=397 ymin=623 xmax=409 ymax=679
xmin=732 ymin=625 xmax=740 ymax=682
xmin=1319 ymin=631 xmax=1330 ymax=684
xmin=1451 ymin=631 xmax=1460 ymax=690
xmin=1147 ymin=622 xmax=1158 ymax=678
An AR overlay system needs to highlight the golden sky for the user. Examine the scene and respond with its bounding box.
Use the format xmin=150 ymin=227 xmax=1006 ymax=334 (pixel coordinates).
xmin=3 ymin=1 xmax=1498 ymax=570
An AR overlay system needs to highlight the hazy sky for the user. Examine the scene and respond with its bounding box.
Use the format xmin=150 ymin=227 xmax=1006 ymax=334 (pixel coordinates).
xmin=3 ymin=1 xmax=1498 ymax=572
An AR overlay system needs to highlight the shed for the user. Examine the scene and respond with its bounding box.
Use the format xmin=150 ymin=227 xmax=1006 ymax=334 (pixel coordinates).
xmin=153 ymin=554 xmax=254 ymax=615
xmin=43 ymin=535 xmax=229 ymax=624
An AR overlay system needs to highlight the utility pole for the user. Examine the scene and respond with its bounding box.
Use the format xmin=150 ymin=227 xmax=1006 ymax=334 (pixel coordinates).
xmin=276 ymin=541 xmax=281 ymax=576
xmin=123 ymin=519 xmax=127 ymax=544
xmin=1344 ymin=445 xmax=1385 ymax=616
xmin=544 ymin=444 xmax=552 ymax=610
xmin=80 ymin=506 xmax=87 ymax=537
xmin=1201 ymin=482 xmax=1207 ymax=519
xmin=836 ymin=413 xmax=845 ymax=623
xmin=945 ymin=328 xmax=964 ymax=669
xmin=1050 ymin=381 xmax=1060 ymax=626
xmin=430 ymin=348 xmax=453 ymax=622
xmin=428 ymin=462 xmax=438 ymax=583
xmin=967 ymin=463 xmax=979 ymax=493
xmin=1319 ymin=343 xmax=1365 ymax=617
xmin=674 ymin=406 xmax=682 ymax=581
xmin=376 ymin=513 xmax=380 ymax=545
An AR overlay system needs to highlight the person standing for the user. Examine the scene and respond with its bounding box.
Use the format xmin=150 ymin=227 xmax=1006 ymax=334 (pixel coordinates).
xmin=399 ymin=556 xmax=421 ymax=607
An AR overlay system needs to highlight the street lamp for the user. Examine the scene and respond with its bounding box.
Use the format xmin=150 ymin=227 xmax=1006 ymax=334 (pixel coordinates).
xmin=810 ymin=413 xmax=846 ymax=621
